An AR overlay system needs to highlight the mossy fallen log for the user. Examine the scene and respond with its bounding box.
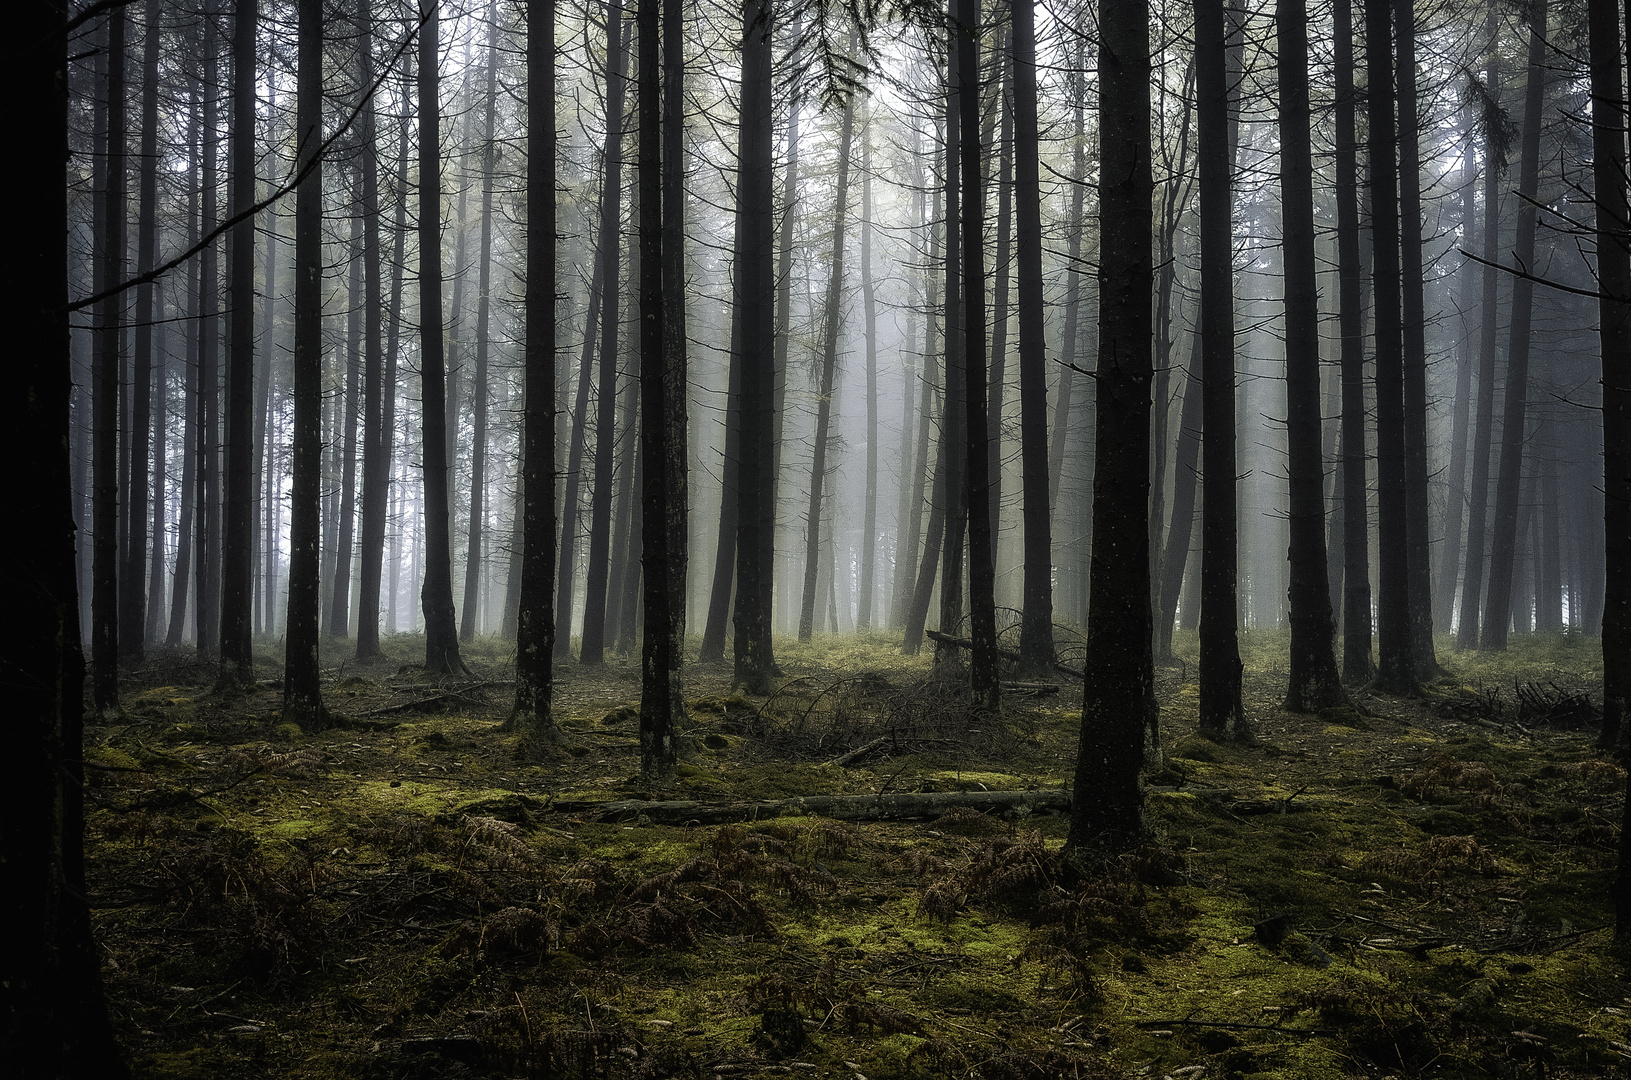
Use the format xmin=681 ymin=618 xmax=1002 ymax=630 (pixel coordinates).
xmin=550 ymin=788 xmax=1072 ymax=825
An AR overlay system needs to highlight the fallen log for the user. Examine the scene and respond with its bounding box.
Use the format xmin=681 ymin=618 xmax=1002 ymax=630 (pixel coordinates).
xmin=550 ymin=788 xmax=1072 ymax=826
xmin=924 ymin=629 xmax=1085 ymax=681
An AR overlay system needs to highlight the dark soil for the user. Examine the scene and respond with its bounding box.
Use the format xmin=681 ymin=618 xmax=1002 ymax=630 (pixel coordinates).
xmin=86 ymin=628 xmax=1631 ymax=1079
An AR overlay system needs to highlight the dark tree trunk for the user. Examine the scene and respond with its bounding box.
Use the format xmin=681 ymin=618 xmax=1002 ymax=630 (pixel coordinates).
xmin=1395 ymin=0 xmax=1438 ymax=679
xmin=700 ymin=272 xmax=744 ymax=661
xmin=146 ymin=305 xmax=168 ymax=643
xmin=418 ymin=5 xmax=467 ymax=675
xmin=8 ymin=4 xmax=130 ymax=1066
xmin=1368 ymin=0 xmax=1415 ymax=694
xmin=579 ymin=0 xmax=628 ymax=666
xmin=354 ymin=0 xmax=388 ymax=662
xmin=1333 ymin=0 xmax=1373 ymax=681
xmin=1436 ymin=114 xmax=1477 ymax=634
xmin=985 ymin=37 xmax=1012 ymax=600
xmin=283 ymin=0 xmax=329 ymax=728
xmin=900 ymin=146 xmax=942 ymax=652
xmin=1481 ymin=4 xmax=1546 ymax=653
xmin=936 ymin=30 xmax=967 ymax=672
xmin=326 ymin=213 xmax=361 ymax=638
xmin=461 ymin=10 xmax=502 ymax=643
xmin=1157 ymin=333 xmax=1202 ymax=659
xmin=1277 ymin=0 xmax=1342 ymax=711
xmin=509 ymin=0 xmax=562 ymax=752
xmin=166 ymin=97 xmax=199 ymax=648
xmin=196 ymin=18 xmax=222 ymax=658
xmin=798 ymin=93 xmax=854 ymax=643
xmin=218 ymin=0 xmax=258 ymax=683
xmin=121 ymin=0 xmax=162 ymax=665
xmin=1067 ymin=0 xmax=1155 ymax=858
xmin=637 ymin=0 xmax=681 ymax=781
xmin=1012 ymin=0 xmax=1054 ymax=678
xmin=91 ymin=7 xmax=127 ymax=716
xmin=1195 ymin=0 xmax=1247 ymax=738
xmin=1458 ymin=1 xmax=1504 ymax=651
xmin=956 ymin=0 xmax=998 ymax=708
xmin=661 ymin=0 xmax=688 ymax=659
xmin=1588 ymin=0 xmax=1630 ymax=755
xmin=889 ymin=137 xmax=929 ymax=633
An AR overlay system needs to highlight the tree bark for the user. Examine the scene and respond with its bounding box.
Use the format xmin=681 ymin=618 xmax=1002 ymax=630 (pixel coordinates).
xmin=418 ymin=4 xmax=467 ymax=675
xmin=1277 ymin=0 xmax=1342 ymax=711
xmin=283 ymin=0 xmax=330 ymax=728
xmin=1480 ymin=4 xmax=1546 ymax=653
xmin=354 ymin=0 xmax=388 ymax=662
xmin=1195 ymin=0 xmax=1247 ymax=737
xmin=509 ymin=0 xmax=562 ymax=753
xmin=1067 ymin=0 xmax=1155 ymax=858
xmin=857 ymin=124 xmax=880 ymax=632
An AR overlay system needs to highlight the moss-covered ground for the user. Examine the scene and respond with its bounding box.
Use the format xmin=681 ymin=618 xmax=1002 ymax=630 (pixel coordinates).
xmin=86 ymin=629 xmax=1631 ymax=1079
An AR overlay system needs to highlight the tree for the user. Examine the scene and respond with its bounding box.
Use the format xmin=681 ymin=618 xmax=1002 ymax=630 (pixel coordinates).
xmin=1011 ymin=0 xmax=1054 ymax=678
xmin=1333 ymin=0 xmax=1373 ymax=682
xmin=638 ymin=0 xmax=682 ymax=779
xmin=219 ymin=0 xmax=259 ymax=686
xmin=509 ymin=0 xmax=564 ymax=753
xmin=354 ymin=0 xmax=390 ymax=663
xmin=1480 ymin=1 xmax=1546 ymax=653
xmin=5 ymin=4 xmax=129 ymax=1070
xmin=731 ymin=0 xmax=777 ymax=693
xmin=283 ymin=0 xmax=331 ymax=729
xmin=1067 ymin=0 xmax=1156 ymax=858
xmin=1195 ymin=0 xmax=1247 ymax=739
xmin=1368 ymin=0 xmax=1417 ymax=696
xmin=1277 ymin=0 xmax=1342 ymax=711
xmin=798 ymin=92 xmax=855 ymax=643
xmin=418 ymin=2 xmax=468 ymax=675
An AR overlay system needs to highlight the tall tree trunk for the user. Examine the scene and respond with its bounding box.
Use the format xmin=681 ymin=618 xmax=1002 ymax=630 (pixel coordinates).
xmin=984 ymin=37 xmax=1012 ymax=601
xmin=1481 ymin=3 xmax=1546 ymax=653
xmin=579 ymin=0 xmax=628 ymax=665
xmin=957 ymin=0 xmax=998 ymax=707
xmin=92 ymin=6 xmax=127 ymax=715
xmin=10 ymin=2 xmax=129 ymax=1065
xmin=896 ymin=132 xmax=939 ymax=644
xmin=936 ymin=33 xmax=968 ymax=670
xmin=1588 ymin=0 xmax=1630 ymax=757
xmin=1068 ymin=0 xmax=1155 ymax=858
xmin=1368 ymin=0 xmax=1415 ymax=694
xmin=509 ymin=0 xmax=562 ymax=751
xmin=283 ymin=0 xmax=329 ymax=728
xmin=1436 ymin=113 xmax=1478 ymax=634
xmin=661 ymin=0 xmax=689 ymax=660
xmin=638 ymin=0 xmax=680 ymax=780
xmin=1278 ymin=0 xmax=1342 ymax=711
xmin=1457 ymin=2 xmax=1504 ymax=651
xmin=146 ymin=303 xmax=168 ymax=643
xmin=1395 ymin=0 xmax=1438 ymax=678
xmin=1195 ymin=0 xmax=1247 ymax=738
xmin=418 ymin=4 xmax=467 ymax=675
xmin=354 ymin=0 xmax=388 ymax=661
xmin=121 ymin=0 xmax=162 ymax=664
xmin=1156 ymin=333 xmax=1202 ymax=658
xmin=461 ymin=10 xmax=502 ymax=643
xmin=327 ymin=213 xmax=361 ymax=637
xmin=219 ymin=0 xmax=258 ymax=682
xmin=196 ymin=18 xmax=222 ymax=658
xmin=856 ymin=125 xmax=879 ymax=632
xmin=1013 ymin=0 xmax=1054 ymax=677
xmin=166 ymin=98 xmax=199 ymax=648
xmin=798 ymin=94 xmax=855 ymax=643
xmin=1333 ymin=0 xmax=1373 ymax=681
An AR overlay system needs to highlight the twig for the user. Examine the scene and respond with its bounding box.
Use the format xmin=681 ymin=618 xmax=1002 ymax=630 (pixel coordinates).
xmin=828 ymin=736 xmax=888 ymax=767
xmin=1135 ymin=1019 xmax=1335 ymax=1035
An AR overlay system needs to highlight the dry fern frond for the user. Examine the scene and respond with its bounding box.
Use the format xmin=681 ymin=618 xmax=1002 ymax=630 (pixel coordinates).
xmin=1402 ymin=755 xmax=1503 ymax=801
xmin=919 ymin=880 xmax=963 ymax=923
xmin=1576 ymin=759 xmax=1627 ymax=791
xmin=932 ymin=806 xmax=1001 ymax=836
xmin=1362 ymin=834 xmax=1501 ymax=881
xmin=875 ymin=848 xmax=954 ymax=880
xmin=460 ymin=814 xmax=535 ymax=871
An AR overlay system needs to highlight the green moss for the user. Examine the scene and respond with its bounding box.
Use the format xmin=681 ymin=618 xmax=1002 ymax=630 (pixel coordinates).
xmin=131 ymin=1048 xmax=239 ymax=1080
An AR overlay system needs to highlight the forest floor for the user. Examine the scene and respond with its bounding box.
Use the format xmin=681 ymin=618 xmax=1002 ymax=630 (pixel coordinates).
xmin=85 ymin=627 xmax=1630 ymax=1080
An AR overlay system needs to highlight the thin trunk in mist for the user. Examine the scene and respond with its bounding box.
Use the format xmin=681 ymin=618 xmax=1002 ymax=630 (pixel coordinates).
xmin=896 ymin=131 xmax=939 ymax=645
xmin=1334 ymin=0 xmax=1373 ymax=681
xmin=146 ymin=309 xmax=167 ymax=643
xmin=579 ymin=0 xmax=627 ymax=666
xmin=1278 ymin=0 xmax=1341 ymax=711
xmin=509 ymin=0 xmax=562 ymax=752
xmin=1195 ymin=0 xmax=1247 ymax=739
xmin=1586 ymin=0 xmax=1630 ymax=761
xmin=700 ymin=275 xmax=743 ymax=661
xmin=1395 ymin=0 xmax=1438 ymax=680
xmin=1368 ymin=0 xmax=1414 ymax=695
xmin=355 ymin=0 xmax=388 ymax=662
xmin=1436 ymin=115 xmax=1477 ymax=634
xmin=985 ymin=38 xmax=1012 ymax=590
xmin=196 ymin=21 xmax=222 ymax=658
xmin=857 ymin=127 xmax=880 ymax=632
xmin=798 ymin=93 xmax=854 ymax=644
xmin=283 ymin=0 xmax=329 ymax=728
xmin=328 ymin=214 xmax=362 ymax=639
xmin=1458 ymin=6 xmax=1504 ymax=651
xmin=1157 ymin=333 xmax=1202 ymax=658
xmin=92 ymin=6 xmax=126 ymax=715
xmin=461 ymin=12 xmax=501 ymax=643
xmin=1011 ymin=0 xmax=1050 ymax=681
xmin=936 ymin=35 xmax=968 ymax=670
xmin=418 ymin=5 xmax=467 ymax=675
xmin=1068 ymin=0 xmax=1155 ymax=857
xmin=957 ymin=0 xmax=998 ymax=707
xmin=1048 ymin=58 xmax=1085 ymax=522
xmin=1481 ymin=4 xmax=1545 ymax=653
xmin=166 ymin=90 xmax=199 ymax=649
xmin=121 ymin=0 xmax=161 ymax=665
